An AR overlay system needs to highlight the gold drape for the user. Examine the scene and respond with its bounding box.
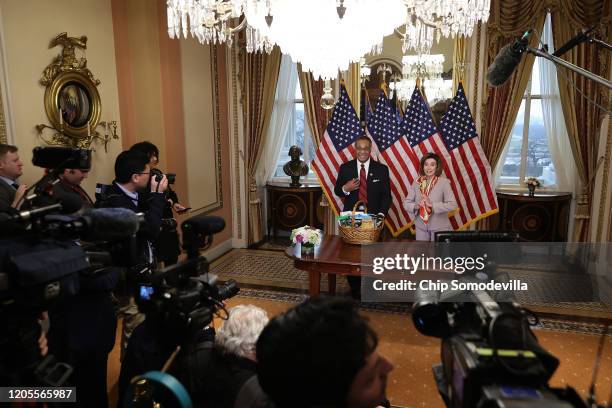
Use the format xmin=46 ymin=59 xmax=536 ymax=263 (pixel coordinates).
xmin=481 ymin=0 xmax=547 ymax=169
xmin=240 ymin=46 xmax=282 ymax=245
xmin=452 ymin=36 xmax=467 ymax=95
xmin=297 ymin=64 xmax=336 ymax=234
xmin=476 ymin=0 xmax=547 ymax=231
xmin=552 ymin=0 xmax=610 ymax=241
xmin=297 ymin=63 xmax=328 ymax=146
xmin=346 ymin=62 xmax=361 ymax=114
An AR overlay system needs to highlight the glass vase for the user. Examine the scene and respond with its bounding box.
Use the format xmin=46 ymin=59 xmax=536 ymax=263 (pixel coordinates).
xmin=301 ymin=243 xmax=315 ymax=255
xmin=528 ymin=184 xmax=536 ymax=196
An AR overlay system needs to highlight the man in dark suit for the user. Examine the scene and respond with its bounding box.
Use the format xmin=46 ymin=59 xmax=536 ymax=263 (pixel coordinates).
xmin=52 ymin=167 xmax=94 ymax=211
xmin=334 ymin=135 xmax=391 ymax=299
xmin=334 ymin=136 xmax=391 ymax=215
xmin=0 ymin=144 xmax=27 ymax=212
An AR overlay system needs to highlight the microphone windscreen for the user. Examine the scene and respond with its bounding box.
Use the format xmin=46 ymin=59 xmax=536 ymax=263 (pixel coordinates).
xmin=486 ymin=42 xmax=524 ymax=87
xmin=182 ymin=215 xmax=225 ymax=236
xmin=83 ymin=208 xmax=141 ymax=241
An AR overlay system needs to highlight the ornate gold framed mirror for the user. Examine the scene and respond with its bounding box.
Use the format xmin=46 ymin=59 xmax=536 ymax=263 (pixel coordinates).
xmin=37 ymin=33 xmax=117 ymax=149
xmin=44 ymin=70 xmax=101 ymax=142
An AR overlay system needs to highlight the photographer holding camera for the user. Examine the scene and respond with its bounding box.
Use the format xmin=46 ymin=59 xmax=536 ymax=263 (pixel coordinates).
xmin=130 ymin=141 xmax=187 ymax=266
xmin=96 ymin=150 xmax=168 ymax=361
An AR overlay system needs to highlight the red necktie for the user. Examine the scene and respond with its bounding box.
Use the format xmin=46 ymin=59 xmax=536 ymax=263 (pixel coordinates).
xmin=359 ymin=164 xmax=367 ymax=204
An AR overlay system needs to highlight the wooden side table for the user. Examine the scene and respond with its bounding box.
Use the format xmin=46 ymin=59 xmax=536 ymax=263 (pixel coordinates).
xmin=266 ymin=182 xmax=324 ymax=239
xmin=496 ymin=191 xmax=572 ymax=241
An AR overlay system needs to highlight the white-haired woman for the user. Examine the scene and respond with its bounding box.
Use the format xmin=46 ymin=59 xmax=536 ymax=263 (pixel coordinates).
xmin=185 ymin=304 xmax=269 ymax=408
xmin=216 ymin=304 xmax=269 ymax=361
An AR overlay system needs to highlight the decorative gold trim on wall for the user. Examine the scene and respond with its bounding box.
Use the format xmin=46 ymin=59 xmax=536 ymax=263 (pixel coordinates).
xmin=0 ymin=80 xmax=6 ymax=144
xmin=231 ymin=45 xmax=242 ymax=239
xmin=194 ymin=44 xmax=224 ymax=214
xmin=212 ymin=45 xmax=224 ymax=210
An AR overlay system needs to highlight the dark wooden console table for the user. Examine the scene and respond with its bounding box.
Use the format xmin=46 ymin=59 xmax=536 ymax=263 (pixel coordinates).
xmin=266 ymin=182 xmax=323 ymax=239
xmin=496 ymin=191 xmax=572 ymax=241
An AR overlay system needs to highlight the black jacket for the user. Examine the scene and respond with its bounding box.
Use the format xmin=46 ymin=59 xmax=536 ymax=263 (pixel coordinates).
xmin=150 ymin=185 xmax=181 ymax=263
xmin=52 ymin=179 xmax=94 ymax=211
xmin=334 ymin=159 xmax=391 ymax=215
xmin=95 ymin=181 xmax=166 ymax=267
xmin=0 ymin=177 xmax=16 ymax=212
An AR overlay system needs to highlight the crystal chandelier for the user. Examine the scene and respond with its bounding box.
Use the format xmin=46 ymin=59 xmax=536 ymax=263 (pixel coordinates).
xmin=390 ymin=54 xmax=452 ymax=104
xmin=401 ymin=0 xmax=491 ymax=54
xmin=167 ymin=0 xmax=490 ymax=80
xmin=167 ymin=0 xmax=246 ymax=47
xmin=243 ymin=0 xmax=406 ymax=79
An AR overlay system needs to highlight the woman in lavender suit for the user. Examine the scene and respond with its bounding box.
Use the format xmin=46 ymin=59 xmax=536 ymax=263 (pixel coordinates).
xmin=404 ymin=153 xmax=458 ymax=241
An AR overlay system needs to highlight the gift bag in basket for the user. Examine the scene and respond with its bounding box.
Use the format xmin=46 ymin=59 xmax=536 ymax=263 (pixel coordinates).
xmin=338 ymin=201 xmax=384 ymax=245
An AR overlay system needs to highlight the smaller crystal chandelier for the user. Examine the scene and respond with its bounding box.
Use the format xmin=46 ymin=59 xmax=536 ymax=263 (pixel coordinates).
xmin=390 ymin=54 xmax=452 ymax=104
xmin=360 ymin=57 xmax=371 ymax=83
xmin=167 ymin=0 xmax=246 ymax=46
xmin=401 ymin=0 xmax=491 ymax=54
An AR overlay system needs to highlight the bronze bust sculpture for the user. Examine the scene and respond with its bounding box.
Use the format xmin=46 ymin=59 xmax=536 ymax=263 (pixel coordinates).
xmin=283 ymin=145 xmax=309 ymax=187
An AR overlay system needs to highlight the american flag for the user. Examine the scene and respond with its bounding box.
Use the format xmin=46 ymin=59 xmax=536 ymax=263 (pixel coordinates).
xmin=368 ymin=92 xmax=418 ymax=236
xmin=439 ymin=83 xmax=498 ymax=228
xmin=401 ymin=88 xmax=463 ymax=227
xmin=312 ymin=85 xmax=361 ymax=215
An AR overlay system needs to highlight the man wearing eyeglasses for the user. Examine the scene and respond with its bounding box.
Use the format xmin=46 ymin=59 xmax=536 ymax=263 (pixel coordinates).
xmin=67 ymin=149 xmax=168 ymax=407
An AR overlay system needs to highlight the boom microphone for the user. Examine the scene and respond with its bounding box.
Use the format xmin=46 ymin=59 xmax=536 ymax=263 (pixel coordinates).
xmin=486 ymin=30 xmax=532 ymax=87
xmin=553 ymin=26 xmax=597 ymax=57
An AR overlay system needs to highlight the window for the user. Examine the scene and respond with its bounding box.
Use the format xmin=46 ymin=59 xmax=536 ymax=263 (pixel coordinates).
xmin=498 ymin=56 xmax=556 ymax=187
xmin=272 ymin=77 xmax=316 ymax=179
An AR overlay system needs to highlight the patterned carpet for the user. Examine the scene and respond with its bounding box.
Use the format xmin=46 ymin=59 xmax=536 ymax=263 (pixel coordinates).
xmin=225 ymin=288 xmax=612 ymax=407
xmin=212 ymin=248 xmax=612 ymax=334
xmin=212 ymin=248 xmax=351 ymax=293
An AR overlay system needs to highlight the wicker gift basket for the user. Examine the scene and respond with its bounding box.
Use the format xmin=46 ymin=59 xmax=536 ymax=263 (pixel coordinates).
xmin=338 ymin=201 xmax=384 ymax=245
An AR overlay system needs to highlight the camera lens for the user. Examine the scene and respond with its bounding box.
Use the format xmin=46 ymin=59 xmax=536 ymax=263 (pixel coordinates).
xmin=216 ymin=279 xmax=239 ymax=300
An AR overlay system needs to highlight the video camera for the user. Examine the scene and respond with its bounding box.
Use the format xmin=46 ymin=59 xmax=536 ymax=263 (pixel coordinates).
xmin=134 ymin=214 xmax=239 ymax=347
xmin=122 ymin=214 xmax=239 ymax=408
xmin=412 ymin=231 xmax=602 ymax=408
